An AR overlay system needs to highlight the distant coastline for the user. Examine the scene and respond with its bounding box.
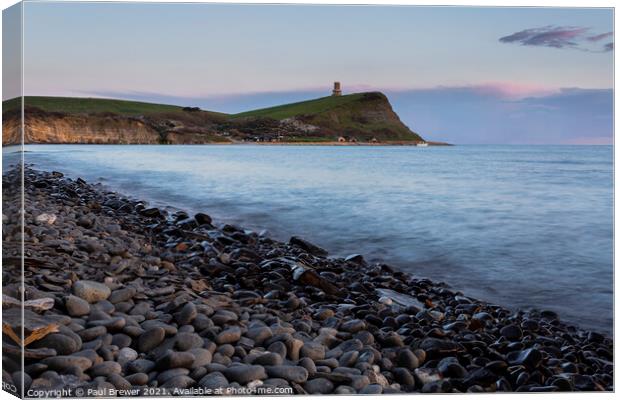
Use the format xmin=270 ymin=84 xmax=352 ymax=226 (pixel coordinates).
xmin=238 ymin=141 xmax=453 ymax=146
xmin=6 ymin=141 xmax=453 ymax=147
xmin=2 ymin=92 xmax=443 ymax=146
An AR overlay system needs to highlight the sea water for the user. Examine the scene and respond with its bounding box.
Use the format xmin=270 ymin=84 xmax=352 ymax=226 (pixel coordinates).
xmin=8 ymin=144 xmax=613 ymax=333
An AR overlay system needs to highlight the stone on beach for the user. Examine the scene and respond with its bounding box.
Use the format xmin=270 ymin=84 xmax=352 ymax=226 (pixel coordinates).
xmin=64 ymin=295 xmax=90 ymax=317
xmin=137 ymin=327 xmax=166 ymax=353
xmin=216 ymin=327 xmax=242 ymax=345
xmin=264 ymin=365 xmax=309 ymax=383
xmin=223 ymin=365 xmax=267 ymax=384
xmin=73 ymin=280 xmax=111 ymax=303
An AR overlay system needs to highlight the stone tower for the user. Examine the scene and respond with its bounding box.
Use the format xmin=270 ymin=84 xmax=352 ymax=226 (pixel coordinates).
xmin=332 ymin=82 xmax=342 ymax=96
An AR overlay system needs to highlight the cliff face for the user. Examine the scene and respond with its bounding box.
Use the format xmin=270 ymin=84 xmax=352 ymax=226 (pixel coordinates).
xmin=2 ymin=114 xmax=234 ymax=146
xmin=2 ymin=113 xmax=160 ymax=145
xmin=2 ymin=118 xmax=20 ymax=146
xmin=31 ymin=114 xmax=159 ymax=144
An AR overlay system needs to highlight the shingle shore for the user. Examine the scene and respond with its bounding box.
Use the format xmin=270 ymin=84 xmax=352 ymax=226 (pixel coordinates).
xmin=1 ymin=166 xmax=613 ymax=396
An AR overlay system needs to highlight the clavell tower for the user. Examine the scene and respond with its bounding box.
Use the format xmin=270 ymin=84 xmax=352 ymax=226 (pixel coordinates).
xmin=332 ymin=82 xmax=342 ymax=96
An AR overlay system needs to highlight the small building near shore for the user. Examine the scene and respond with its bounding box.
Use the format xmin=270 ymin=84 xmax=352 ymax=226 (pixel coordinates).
xmin=337 ymin=136 xmax=346 ymax=142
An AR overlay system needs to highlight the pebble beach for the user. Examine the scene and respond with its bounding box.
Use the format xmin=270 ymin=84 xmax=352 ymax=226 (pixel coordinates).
xmin=1 ymin=166 xmax=614 ymax=396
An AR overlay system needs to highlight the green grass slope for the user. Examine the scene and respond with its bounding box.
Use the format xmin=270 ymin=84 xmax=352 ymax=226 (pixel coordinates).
xmin=3 ymin=96 xmax=228 ymax=118
xmin=231 ymin=93 xmax=367 ymax=120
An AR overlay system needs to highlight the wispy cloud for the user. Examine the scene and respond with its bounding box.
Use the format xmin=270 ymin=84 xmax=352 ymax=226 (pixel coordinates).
xmin=587 ymin=31 xmax=613 ymax=42
xmin=500 ymin=26 xmax=587 ymax=48
xmin=499 ymin=26 xmax=613 ymax=52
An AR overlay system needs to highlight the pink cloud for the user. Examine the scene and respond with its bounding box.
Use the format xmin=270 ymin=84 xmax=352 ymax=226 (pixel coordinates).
xmin=470 ymin=82 xmax=557 ymax=99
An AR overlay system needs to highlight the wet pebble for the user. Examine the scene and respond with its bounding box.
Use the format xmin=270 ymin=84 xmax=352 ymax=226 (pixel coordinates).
xmin=500 ymin=324 xmax=523 ymax=341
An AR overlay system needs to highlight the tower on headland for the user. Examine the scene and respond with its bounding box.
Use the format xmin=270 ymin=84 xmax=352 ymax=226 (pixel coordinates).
xmin=332 ymin=82 xmax=342 ymax=96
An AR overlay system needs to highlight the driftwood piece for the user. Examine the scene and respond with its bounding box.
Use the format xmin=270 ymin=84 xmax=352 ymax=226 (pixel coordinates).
xmin=2 ymin=323 xmax=22 ymax=346
xmin=2 ymin=308 xmax=60 ymax=346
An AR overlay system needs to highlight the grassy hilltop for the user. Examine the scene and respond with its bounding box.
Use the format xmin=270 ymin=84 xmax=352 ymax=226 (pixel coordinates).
xmin=2 ymin=92 xmax=426 ymax=145
xmin=3 ymin=96 xmax=228 ymax=120
xmin=233 ymin=93 xmax=370 ymax=119
xmin=3 ymin=96 xmax=185 ymax=115
xmin=231 ymin=92 xmax=421 ymax=142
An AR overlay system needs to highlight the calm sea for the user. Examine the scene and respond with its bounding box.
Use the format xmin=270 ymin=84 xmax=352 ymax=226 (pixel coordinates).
xmin=5 ymin=144 xmax=613 ymax=333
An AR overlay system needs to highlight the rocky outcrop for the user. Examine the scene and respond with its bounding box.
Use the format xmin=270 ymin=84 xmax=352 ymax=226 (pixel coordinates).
xmin=2 ymin=112 xmax=161 ymax=145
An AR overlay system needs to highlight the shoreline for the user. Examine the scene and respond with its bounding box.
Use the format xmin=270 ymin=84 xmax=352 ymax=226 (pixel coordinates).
xmin=234 ymin=141 xmax=452 ymax=146
xmin=4 ymin=141 xmax=453 ymax=147
xmin=1 ymin=166 xmax=613 ymax=395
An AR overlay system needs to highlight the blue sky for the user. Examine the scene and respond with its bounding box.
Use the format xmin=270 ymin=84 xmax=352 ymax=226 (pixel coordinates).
xmin=5 ymin=3 xmax=615 ymax=143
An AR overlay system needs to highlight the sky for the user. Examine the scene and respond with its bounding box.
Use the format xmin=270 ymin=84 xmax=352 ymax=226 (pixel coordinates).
xmin=3 ymin=2 xmax=614 ymax=144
